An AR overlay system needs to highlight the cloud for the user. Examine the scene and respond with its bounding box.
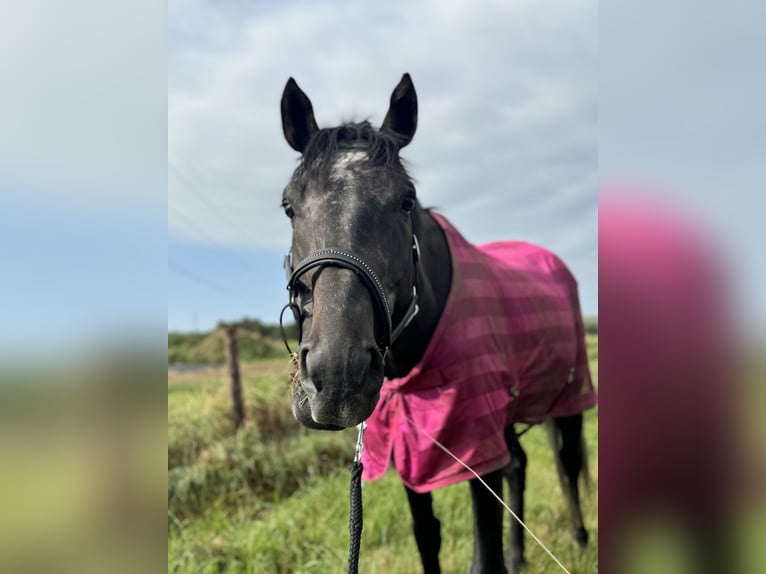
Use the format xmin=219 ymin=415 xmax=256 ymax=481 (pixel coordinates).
xmin=168 ymin=0 xmax=597 ymax=271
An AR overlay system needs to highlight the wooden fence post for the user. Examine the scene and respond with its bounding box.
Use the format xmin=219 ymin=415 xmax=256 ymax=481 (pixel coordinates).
xmin=222 ymin=323 xmax=245 ymax=430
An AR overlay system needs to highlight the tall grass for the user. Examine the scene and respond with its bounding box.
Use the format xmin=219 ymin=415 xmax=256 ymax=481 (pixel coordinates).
xmin=168 ymin=339 xmax=598 ymax=573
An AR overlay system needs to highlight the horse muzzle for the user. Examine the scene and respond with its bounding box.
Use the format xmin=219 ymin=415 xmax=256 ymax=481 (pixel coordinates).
xmin=291 ymin=341 xmax=383 ymax=429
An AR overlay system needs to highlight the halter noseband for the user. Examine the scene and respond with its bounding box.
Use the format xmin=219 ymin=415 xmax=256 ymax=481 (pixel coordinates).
xmin=280 ymin=225 xmax=420 ymax=356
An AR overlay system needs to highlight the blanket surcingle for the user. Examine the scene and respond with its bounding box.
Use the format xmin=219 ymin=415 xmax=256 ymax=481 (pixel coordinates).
xmin=361 ymin=212 xmax=597 ymax=493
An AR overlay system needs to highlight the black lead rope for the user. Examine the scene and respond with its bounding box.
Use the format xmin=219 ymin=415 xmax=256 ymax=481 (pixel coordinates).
xmin=348 ymin=463 xmax=363 ymax=574
xmin=348 ymin=422 xmax=366 ymax=574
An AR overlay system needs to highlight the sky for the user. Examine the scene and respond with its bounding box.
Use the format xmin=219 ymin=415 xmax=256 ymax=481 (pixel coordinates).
xmin=2 ymin=0 xmax=763 ymax=352
xmin=168 ymin=0 xmax=598 ymax=332
xmin=600 ymin=0 xmax=766 ymax=335
xmin=0 ymin=2 xmax=167 ymax=357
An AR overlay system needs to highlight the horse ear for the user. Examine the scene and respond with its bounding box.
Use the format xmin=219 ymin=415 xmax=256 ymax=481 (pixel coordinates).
xmin=382 ymin=73 xmax=418 ymax=148
xmin=281 ymin=78 xmax=319 ymax=153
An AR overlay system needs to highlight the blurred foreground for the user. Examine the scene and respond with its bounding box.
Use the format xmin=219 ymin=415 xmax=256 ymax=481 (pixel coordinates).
xmin=0 ymin=350 xmax=167 ymax=574
xmin=599 ymin=191 xmax=765 ymax=573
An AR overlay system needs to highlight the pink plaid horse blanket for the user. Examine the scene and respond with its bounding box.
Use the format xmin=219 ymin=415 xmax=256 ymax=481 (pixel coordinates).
xmin=362 ymin=212 xmax=597 ymax=492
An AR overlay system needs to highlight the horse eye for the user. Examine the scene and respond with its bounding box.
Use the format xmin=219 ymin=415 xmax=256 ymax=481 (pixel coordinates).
xmin=282 ymin=200 xmax=295 ymax=219
xmin=401 ymin=195 xmax=416 ymax=213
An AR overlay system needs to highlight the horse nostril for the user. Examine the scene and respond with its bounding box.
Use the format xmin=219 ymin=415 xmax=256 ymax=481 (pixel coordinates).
xmin=299 ymin=345 xmax=310 ymax=373
xmin=300 ymin=345 xmax=322 ymax=394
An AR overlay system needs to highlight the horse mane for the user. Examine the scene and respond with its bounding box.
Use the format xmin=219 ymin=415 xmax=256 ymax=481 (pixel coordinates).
xmin=298 ymin=121 xmax=407 ymax=173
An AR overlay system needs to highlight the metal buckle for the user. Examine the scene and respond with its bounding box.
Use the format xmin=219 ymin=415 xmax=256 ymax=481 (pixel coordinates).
xmin=283 ymin=252 xmax=293 ymax=284
xmin=353 ymin=421 xmax=367 ymax=464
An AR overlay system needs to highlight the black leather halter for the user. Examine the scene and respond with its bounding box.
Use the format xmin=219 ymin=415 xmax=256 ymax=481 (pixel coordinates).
xmin=280 ymin=222 xmax=420 ymax=356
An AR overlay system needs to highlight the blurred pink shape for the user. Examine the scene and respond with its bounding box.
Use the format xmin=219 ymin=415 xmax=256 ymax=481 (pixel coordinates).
xmin=599 ymin=187 xmax=737 ymax=572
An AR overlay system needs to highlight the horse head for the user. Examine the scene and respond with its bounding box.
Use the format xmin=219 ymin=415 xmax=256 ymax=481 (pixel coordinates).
xmin=280 ymin=74 xmax=420 ymax=429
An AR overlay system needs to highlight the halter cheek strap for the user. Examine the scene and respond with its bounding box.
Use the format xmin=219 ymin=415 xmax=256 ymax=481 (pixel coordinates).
xmin=391 ymin=234 xmax=420 ymax=342
xmin=280 ymin=229 xmax=420 ymax=355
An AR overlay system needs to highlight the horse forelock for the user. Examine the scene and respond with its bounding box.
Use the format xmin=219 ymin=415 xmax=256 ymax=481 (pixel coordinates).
xmin=295 ymin=121 xmax=409 ymax=178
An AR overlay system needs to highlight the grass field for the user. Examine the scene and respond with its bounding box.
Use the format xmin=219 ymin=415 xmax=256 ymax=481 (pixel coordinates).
xmin=168 ymin=336 xmax=598 ymax=573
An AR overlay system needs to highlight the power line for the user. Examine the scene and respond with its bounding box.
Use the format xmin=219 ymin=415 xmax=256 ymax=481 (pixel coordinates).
xmin=168 ymin=161 xmax=259 ymax=246
xmin=169 ymin=203 xmax=258 ymax=275
xmin=168 ymin=261 xmax=252 ymax=306
xmin=167 ymin=157 xmax=268 ymax=311
xmin=169 ymin=203 xmax=224 ymax=246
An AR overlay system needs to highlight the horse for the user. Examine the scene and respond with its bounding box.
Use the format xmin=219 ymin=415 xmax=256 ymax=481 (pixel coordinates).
xmin=279 ymin=73 xmax=597 ymax=573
